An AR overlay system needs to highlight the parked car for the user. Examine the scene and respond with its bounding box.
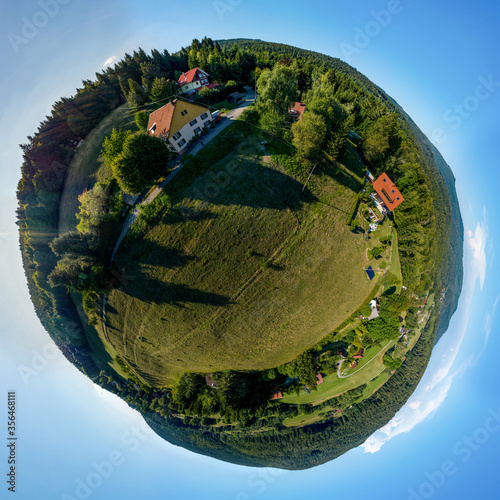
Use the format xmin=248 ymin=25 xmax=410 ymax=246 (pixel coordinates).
xmin=212 ymin=110 xmax=221 ymax=124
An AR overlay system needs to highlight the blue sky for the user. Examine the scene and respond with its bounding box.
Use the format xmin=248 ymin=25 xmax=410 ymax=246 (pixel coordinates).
xmin=1 ymin=0 xmax=499 ymax=498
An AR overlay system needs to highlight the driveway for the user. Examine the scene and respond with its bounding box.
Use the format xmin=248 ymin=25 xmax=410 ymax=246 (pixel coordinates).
xmin=189 ymin=87 xmax=255 ymax=156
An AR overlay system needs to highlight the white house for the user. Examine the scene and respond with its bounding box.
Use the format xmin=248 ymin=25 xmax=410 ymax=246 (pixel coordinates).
xmin=178 ymin=68 xmax=218 ymax=95
xmin=147 ymin=99 xmax=213 ymax=154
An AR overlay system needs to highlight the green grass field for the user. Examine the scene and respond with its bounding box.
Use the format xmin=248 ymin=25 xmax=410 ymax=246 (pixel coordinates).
xmin=280 ymin=339 xmax=395 ymax=405
xmin=104 ymin=124 xmax=379 ymax=386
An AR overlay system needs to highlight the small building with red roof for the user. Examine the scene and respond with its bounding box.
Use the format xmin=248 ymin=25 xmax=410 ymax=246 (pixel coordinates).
xmin=316 ymin=373 xmax=324 ymax=385
xmin=353 ymin=348 xmax=364 ymax=360
xmin=270 ymin=392 xmax=283 ymax=400
xmin=372 ymin=173 xmax=404 ymax=212
xmin=178 ymin=68 xmax=219 ymax=95
xmin=289 ymin=102 xmax=306 ymax=121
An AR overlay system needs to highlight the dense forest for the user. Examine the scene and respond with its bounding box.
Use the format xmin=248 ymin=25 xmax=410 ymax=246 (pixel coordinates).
xmin=16 ymin=37 xmax=463 ymax=469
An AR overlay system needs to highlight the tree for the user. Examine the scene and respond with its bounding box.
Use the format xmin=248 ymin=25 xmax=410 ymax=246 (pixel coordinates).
xmin=149 ymin=78 xmax=177 ymax=104
xmin=76 ymin=182 xmax=121 ymax=234
xmin=257 ymin=65 xmax=298 ymax=117
xmin=291 ymin=112 xmax=327 ymax=159
xmin=370 ymin=245 xmax=383 ymax=258
xmin=260 ymin=109 xmax=287 ymax=138
xmin=135 ymin=111 xmax=149 ymax=131
xmin=125 ymin=78 xmax=148 ymax=112
xmin=304 ymin=73 xmax=347 ymax=131
xmin=112 ymin=134 xmax=170 ymax=194
xmin=49 ymin=231 xmax=98 ymax=257
xmin=48 ymin=256 xmax=106 ymax=292
xmin=364 ymin=113 xmax=400 ymax=165
xmin=101 ymin=128 xmax=132 ymax=165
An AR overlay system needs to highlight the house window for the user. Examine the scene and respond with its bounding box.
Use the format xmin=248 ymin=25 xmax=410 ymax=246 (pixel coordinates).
xmin=189 ymin=119 xmax=198 ymax=126
xmin=184 ymin=86 xmax=189 ymax=90
xmin=200 ymin=112 xmax=208 ymax=120
xmin=172 ymin=132 xmax=181 ymax=140
xmin=201 ymin=79 xmax=207 ymax=84
xmin=181 ymin=110 xmax=188 ymax=116
xmin=194 ymin=127 xmax=201 ymax=134
xmin=178 ymin=139 xmax=186 ymax=147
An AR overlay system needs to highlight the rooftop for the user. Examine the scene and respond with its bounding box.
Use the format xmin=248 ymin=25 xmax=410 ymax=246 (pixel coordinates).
xmin=372 ymin=173 xmax=404 ymax=211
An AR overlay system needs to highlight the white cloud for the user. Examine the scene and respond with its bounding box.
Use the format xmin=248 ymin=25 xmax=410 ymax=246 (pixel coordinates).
xmin=103 ymin=56 xmax=118 ymax=68
xmin=466 ymin=209 xmax=488 ymax=291
xmin=361 ymin=208 xmax=489 ymax=454
xmin=484 ymin=293 xmax=499 ymax=344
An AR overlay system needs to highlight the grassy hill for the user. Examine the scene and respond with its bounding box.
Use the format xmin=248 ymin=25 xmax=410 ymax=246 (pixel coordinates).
xmin=16 ymin=36 xmax=463 ymax=470
xmin=106 ymin=122 xmax=381 ymax=385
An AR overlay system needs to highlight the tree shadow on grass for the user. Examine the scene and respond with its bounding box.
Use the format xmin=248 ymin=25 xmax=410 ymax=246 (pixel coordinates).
xmin=127 ymin=277 xmax=232 ymax=308
xmin=162 ymin=207 xmax=219 ymax=225
xmin=190 ymin=159 xmax=317 ymax=211
xmin=139 ymin=242 xmax=197 ymax=269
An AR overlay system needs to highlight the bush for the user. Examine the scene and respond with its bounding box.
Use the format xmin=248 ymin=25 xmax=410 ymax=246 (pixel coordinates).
xmin=135 ymin=111 xmax=149 ymax=131
xmin=112 ymin=133 xmax=170 ymax=194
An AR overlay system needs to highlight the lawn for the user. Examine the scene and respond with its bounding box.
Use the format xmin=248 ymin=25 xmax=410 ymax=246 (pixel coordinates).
xmin=105 ymin=123 xmax=379 ymax=386
xmin=280 ymin=339 xmax=395 ymax=405
xmin=283 ymin=406 xmax=334 ymax=427
xmin=389 ymin=229 xmax=403 ymax=292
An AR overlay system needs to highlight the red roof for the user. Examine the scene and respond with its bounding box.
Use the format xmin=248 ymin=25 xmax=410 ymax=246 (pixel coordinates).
xmin=178 ymin=68 xmax=208 ymax=85
xmin=353 ymin=348 xmax=364 ymax=360
xmin=198 ymin=83 xmax=219 ymax=91
xmin=270 ymin=392 xmax=283 ymax=400
xmin=372 ymin=173 xmax=404 ymax=211
xmin=316 ymin=373 xmax=324 ymax=385
xmin=147 ymin=100 xmax=177 ymax=139
xmin=290 ymin=102 xmax=306 ymax=120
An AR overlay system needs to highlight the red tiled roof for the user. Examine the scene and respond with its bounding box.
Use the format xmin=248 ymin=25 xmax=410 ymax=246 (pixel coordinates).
xmin=372 ymin=173 xmax=404 ymax=211
xmin=353 ymin=348 xmax=364 ymax=360
xmin=290 ymin=102 xmax=306 ymax=120
xmin=196 ymin=83 xmax=220 ymax=92
xmin=270 ymin=392 xmax=283 ymax=400
xmin=147 ymin=100 xmax=177 ymax=139
xmin=316 ymin=373 xmax=324 ymax=385
xmin=178 ymin=68 xmax=208 ymax=85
